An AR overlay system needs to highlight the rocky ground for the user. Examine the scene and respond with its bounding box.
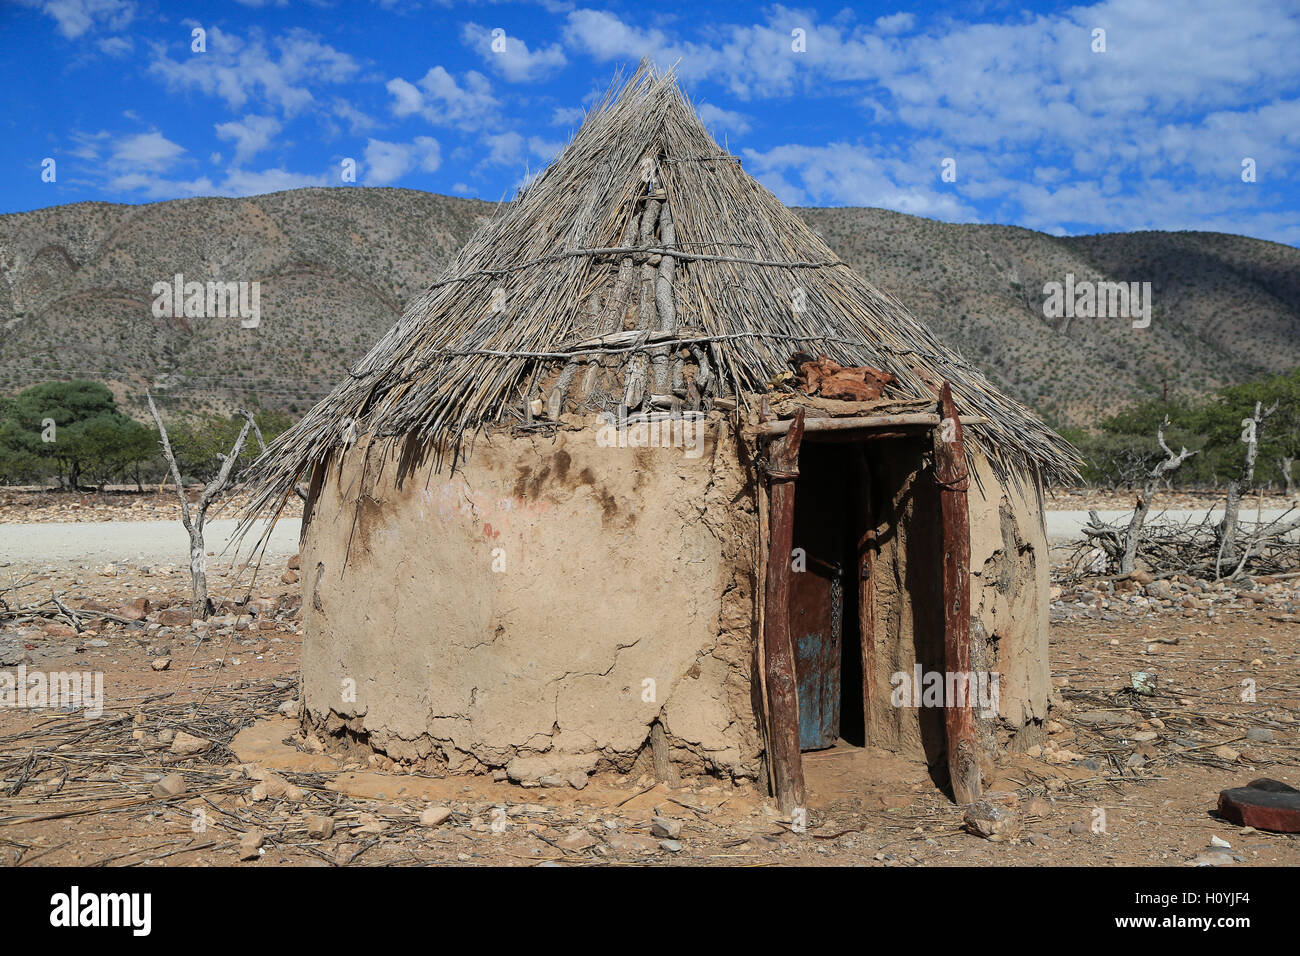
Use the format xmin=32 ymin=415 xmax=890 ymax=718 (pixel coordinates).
xmin=0 ymin=487 xmax=303 ymax=524
xmin=0 ymin=546 xmax=1296 ymax=867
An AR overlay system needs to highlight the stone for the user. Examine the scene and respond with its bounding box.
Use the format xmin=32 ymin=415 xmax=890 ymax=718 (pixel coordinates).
xmin=157 ymin=608 xmax=192 ymax=626
xmin=419 ymin=806 xmax=453 ymax=827
xmin=1073 ymin=710 xmax=1132 ymax=728
xmin=239 ymin=830 xmax=265 ymax=861
xmin=1213 ymin=745 xmax=1240 ymax=762
xmin=277 ymin=698 xmax=302 ymax=718
xmin=567 ymin=770 xmax=589 ymax=790
xmin=1024 ymin=796 xmax=1051 ymax=816
xmin=658 ymin=839 xmax=684 ymax=853
xmin=558 ymin=829 xmax=598 ymax=851
xmin=1245 ymin=727 xmax=1274 ymax=743
xmin=539 ymin=775 xmax=567 ymax=788
xmin=606 ymin=832 xmax=659 ymax=854
xmin=150 ymin=657 xmax=171 ymax=671
xmin=964 ymin=799 xmax=1021 ymax=841
xmin=151 ymin=773 xmax=187 ymax=798
xmin=287 ymin=554 xmax=302 ymax=571
xmin=650 ymin=816 xmax=682 ymax=839
xmin=281 ymin=570 xmax=300 ymax=585
xmin=119 ymin=598 xmax=151 ymax=620
xmin=170 ymin=731 xmax=211 ymax=755
xmin=305 ymin=814 xmax=335 ymax=839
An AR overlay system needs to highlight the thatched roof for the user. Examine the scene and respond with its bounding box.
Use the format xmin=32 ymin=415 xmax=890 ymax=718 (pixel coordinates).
xmin=242 ymin=62 xmax=1078 ymax=524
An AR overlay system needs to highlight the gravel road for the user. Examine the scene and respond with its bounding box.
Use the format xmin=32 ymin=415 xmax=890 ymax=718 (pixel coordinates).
xmin=0 ymin=507 xmax=1293 ymax=564
xmin=0 ymin=518 xmax=302 ymax=565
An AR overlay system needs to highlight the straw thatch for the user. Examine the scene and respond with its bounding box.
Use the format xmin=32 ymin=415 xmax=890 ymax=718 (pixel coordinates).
xmin=240 ymin=62 xmax=1079 ymax=531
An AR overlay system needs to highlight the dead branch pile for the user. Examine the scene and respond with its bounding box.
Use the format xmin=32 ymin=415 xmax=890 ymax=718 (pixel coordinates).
xmin=1071 ymin=506 xmax=1300 ymax=580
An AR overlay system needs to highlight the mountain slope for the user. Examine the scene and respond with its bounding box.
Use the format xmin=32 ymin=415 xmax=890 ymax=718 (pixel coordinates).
xmin=2 ymin=187 xmax=1297 ymax=425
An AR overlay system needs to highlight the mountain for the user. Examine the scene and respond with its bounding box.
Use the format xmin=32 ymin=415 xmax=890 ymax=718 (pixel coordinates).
xmin=2 ymin=187 xmax=1297 ymax=426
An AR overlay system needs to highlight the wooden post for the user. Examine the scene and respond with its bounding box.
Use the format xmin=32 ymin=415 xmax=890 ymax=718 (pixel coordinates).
xmin=855 ymin=444 xmax=877 ymax=745
xmin=933 ymin=383 xmax=981 ymax=806
xmin=763 ymin=408 xmax=807 ymax=814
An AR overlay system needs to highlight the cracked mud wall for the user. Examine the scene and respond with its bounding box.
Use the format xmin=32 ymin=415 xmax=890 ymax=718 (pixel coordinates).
xmin=966 ymin=452 xmax=1051 ymax=732
xmin=299 ymin=414 xmax=763 ymax=781
xmin=866 ymin=444 xmax=1050 ymax=764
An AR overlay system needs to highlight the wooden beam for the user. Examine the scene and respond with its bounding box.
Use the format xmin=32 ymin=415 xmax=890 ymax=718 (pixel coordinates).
xmin=762 ymin=408 xmax=807 ymax=815
xmin=934 ymin=382 xmax=982 ymax=806
xmin=755 ymin=412 xmax=989 ymax=437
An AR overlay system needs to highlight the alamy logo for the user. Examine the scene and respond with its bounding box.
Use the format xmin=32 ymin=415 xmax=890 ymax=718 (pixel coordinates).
xmin=890 ymin=666 xmax=1000 ymax=718
xmin=0 ymin=666 xmax=103 ymax=717
xmin=595 ymin=410 xmax=706 ymax=458
xmin=151 ymin=273 xmax=261 ymax=328
xmin=49 ymin=886 xmax=151 ymax=936
xmin=1042 ymin=274 xmax=1151 ymax=328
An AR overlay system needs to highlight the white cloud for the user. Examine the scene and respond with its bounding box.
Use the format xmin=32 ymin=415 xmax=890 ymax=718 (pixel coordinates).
xmin=386 ymin=67 xmax=500 ymax=128
xmin=111 ymin=131 xmax=186 ymax=171
xmin=481 ymin=131 xmax=524 ymax=167
xmin=95 ymin=34 xmax=132 ymax=56
xmin=148 ymin=26 xmax=360 ymax=115
xmin=363 ymin=136 xmax=441 ymax=185
xmin=696 ymin=103 xmax=751 ymax=136
xmin=873 ymin=13 xmax=915 ymax=36
xmin=742 ymin=142 xmax=978 ymax=221
xmin=331 ymin=98 xmax=379 ymax=135
xmin=462 ymin=23 xmax=567 ymax=82
xmin=25 ymin=0 xmax=135 ymax=39
xmin=219 ymin=167 xmax=329 ymax=196
xmin=558 ymin=2 xmax=1300 ymax=242
xmin=527 ymin=136 xmax=564 ymax=162
xmin=563 ymin=10 xmax=669 ymax=62
xmin=214 ymin=115 xmax=282 ymax=165
xmin=550 ymin=106 xmax=586 ymax=127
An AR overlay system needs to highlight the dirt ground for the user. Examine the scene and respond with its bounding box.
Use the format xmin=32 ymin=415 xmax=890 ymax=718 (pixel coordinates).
xmin=0 ymin=543 xmax=1296 ymax=868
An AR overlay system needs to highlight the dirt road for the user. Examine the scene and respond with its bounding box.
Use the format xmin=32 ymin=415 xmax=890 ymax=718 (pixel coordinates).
xmin=0 ymin=518 xmax=301 ymax=565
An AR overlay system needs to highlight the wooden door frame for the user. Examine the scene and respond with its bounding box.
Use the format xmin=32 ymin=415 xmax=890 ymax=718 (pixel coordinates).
xmin=758 ymin=382 xmax=980 ymax=813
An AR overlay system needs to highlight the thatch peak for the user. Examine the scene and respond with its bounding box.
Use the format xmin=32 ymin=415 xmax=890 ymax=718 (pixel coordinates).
xmin=241 ymin=62 xmax=1078 ymax=525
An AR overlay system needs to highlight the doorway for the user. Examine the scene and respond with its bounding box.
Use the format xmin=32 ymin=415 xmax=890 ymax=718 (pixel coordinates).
xmin=788 ymin=440 xmax=871 ymax=751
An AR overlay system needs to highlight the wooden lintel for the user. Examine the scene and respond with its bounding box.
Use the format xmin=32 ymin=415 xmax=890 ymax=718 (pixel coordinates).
xmin=756 ymin=412 xmax=989 ymax=437
xmin=934 ymin=382 xmax=982 ymax=806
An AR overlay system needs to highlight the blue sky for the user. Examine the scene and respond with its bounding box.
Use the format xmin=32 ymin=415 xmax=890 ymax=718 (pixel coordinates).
xmin=3 ymin=0 xmax=1297 ymax=245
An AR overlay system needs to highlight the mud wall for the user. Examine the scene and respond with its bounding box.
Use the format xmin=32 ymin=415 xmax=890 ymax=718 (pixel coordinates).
xmin=866 ymin=443 xmax=1050 ymax=764
xmin=299 ymin=414 xmax=764 ymax=782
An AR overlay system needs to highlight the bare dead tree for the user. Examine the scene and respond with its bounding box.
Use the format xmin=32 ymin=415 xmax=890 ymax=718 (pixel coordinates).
xmin=147 ymin=391 xmax=253 ymax=619
xmin=244 ymin=410 xmax=266 ymax=457
xmin=1117 ymin=416 xmax=1197 ymax=574
xmin=1279 ymin=455 xmax=1295 ymax=497
xmin=1217 ymin=400 xmax=1278 ymax=574
xmin=242 ymin=411 xmax=308 ymax=501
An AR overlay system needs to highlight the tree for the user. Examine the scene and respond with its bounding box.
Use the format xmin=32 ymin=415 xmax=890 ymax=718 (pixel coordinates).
xmin=0 ymin=381 xmax=155 ymax=488
xmin=147 ymin=392 xmax=253 ymax=620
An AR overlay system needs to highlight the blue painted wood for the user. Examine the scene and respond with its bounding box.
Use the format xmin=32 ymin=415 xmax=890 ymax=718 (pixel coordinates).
xmin=792 ymin=572 xmax=840 ymax=751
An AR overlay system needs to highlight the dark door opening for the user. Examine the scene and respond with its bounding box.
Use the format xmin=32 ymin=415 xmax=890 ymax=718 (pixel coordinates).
xmin=789 ymin=441 xmax=871 ymax=751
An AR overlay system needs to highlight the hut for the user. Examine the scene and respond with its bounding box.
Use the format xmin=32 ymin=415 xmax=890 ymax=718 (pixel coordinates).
xmin=242 ymin=64 xmax=1079 ymax=811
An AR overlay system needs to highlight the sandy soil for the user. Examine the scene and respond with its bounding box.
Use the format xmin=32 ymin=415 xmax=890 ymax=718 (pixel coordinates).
xmin=0 ymin=552 xmax=1295 ymax=868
